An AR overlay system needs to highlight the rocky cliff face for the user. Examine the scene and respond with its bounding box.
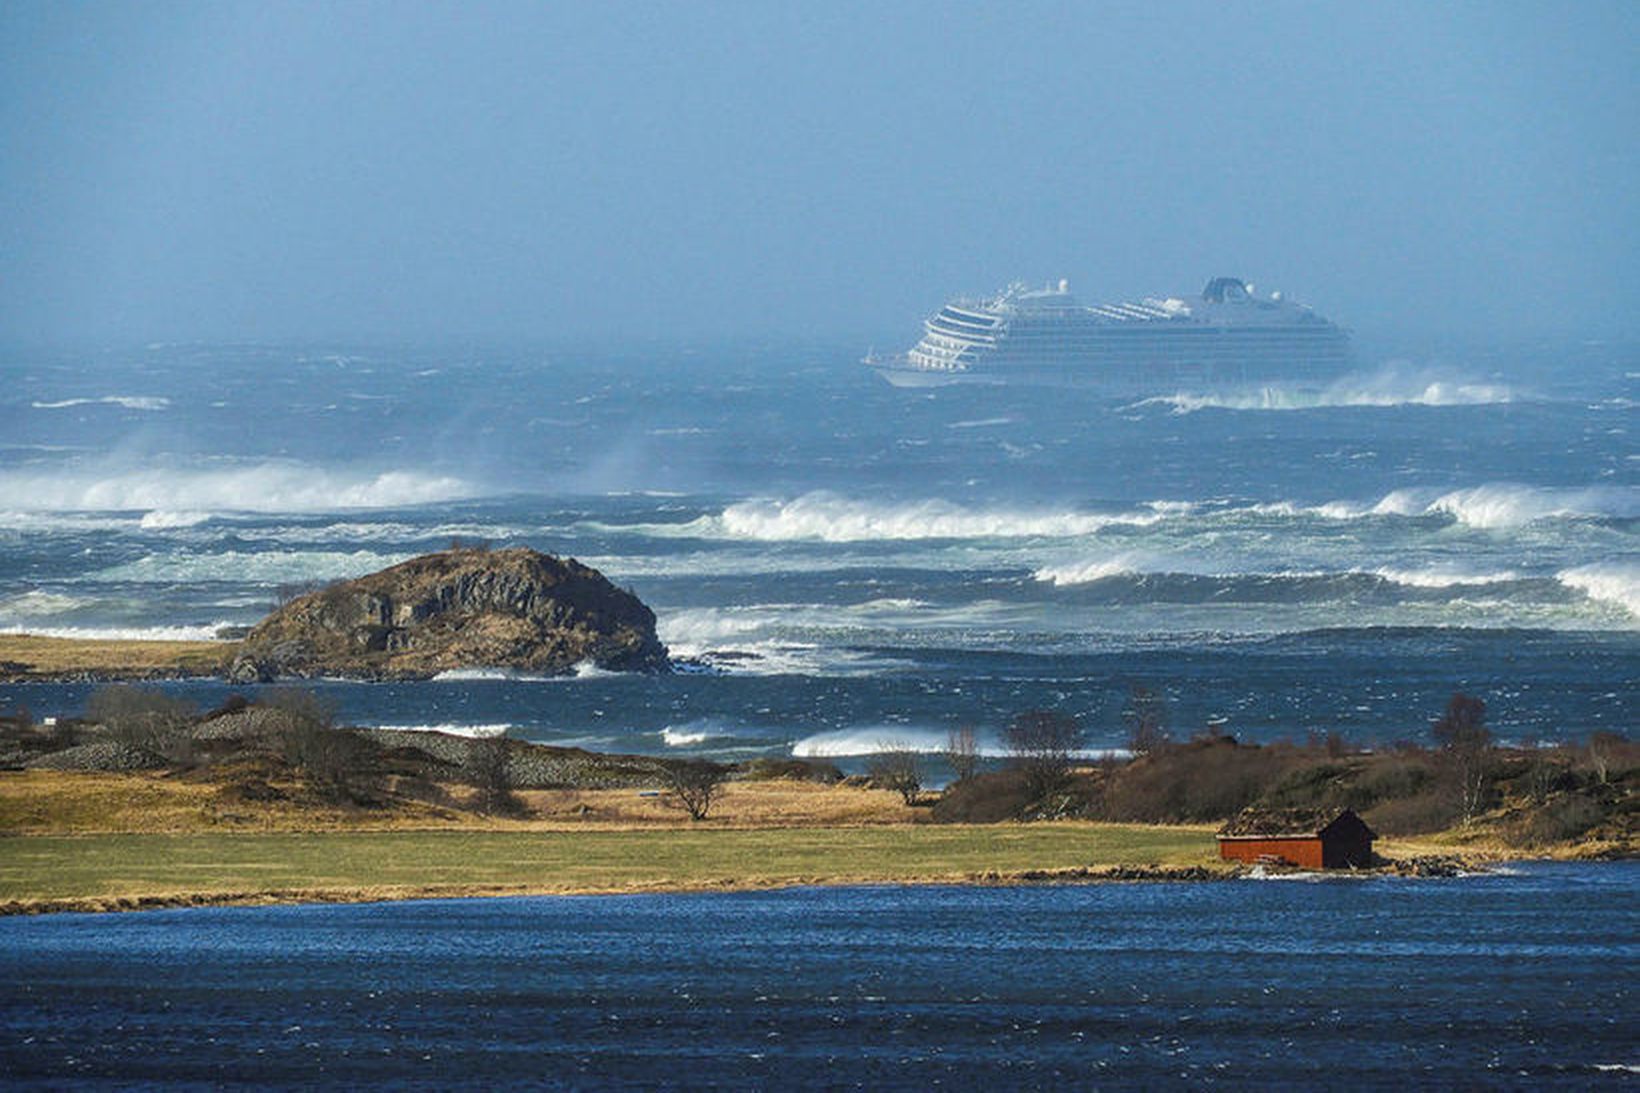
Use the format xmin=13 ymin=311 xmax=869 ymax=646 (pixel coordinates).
xmin=229 ymin=547 xmax=668 ymax=681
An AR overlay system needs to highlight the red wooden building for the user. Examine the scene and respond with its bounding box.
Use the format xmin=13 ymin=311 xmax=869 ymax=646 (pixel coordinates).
xmin=1216 ymin=808 xmax=1376 ymax=869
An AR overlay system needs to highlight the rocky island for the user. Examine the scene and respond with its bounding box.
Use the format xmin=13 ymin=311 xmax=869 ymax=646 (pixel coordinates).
xmin=228 ymin=546 xmax=669 ymax=682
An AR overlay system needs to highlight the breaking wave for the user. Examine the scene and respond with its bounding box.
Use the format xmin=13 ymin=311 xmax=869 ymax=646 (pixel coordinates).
xmin=32 ymin=395 xmax=171 ymax=411
xmin=94 ymin=549 xmax=411 ymax=584
xmin=707 ymin=493 xmax=1160 ymax=542
xmin=791 ymin=726 xmax=1129 ymax=760
xmin=368 ymin=723 xmax=511 ymax=738
xmin=0 ymin=622 xmax=236 ymax=642
xmin=0 ymin=463 xmax=475 ymax=514
xmin=1327 ymin=483 xmax=1637 ymax=529
xmin=1136 ymin=365 xmax=1521 ymax=414
xmin=1556 ymin=562 xmax=1640 ymax=618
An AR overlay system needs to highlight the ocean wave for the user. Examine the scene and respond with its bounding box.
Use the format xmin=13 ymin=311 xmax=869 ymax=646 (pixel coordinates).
xmin=0 ymin=590 xmax=91 ymax=617
xmin=0 ymin=622 xmax=236 ymax=642
xmin=139 ymin=510 xmax=214 ymax=529
xmin=661 ymin=722 xmax=724 ymax=747
xmin=708 ymin=493 xmax=1159 ymax=542
xmin=31 ymin=395 xmax=171 ymax=411
xmin=1135 ymin=365 xmax=1522 ymax=414
xmin=1556 ymin=562 xmax=1640 ymax=618
xmin=1286 ymin=483 xmax=1637 ymax=530
xmin=430 ymin=668 xmax=562 ymax=682
xmin=1369 ymin=566 xmax=1523 ymax=589
xmin=93 ymin=549 xmax=412 ymax=584
xmin=368 ymin=723 xmax=511 ymax=738
xmin=0 ymin=463 xmax=475 ymax=514
xmin=1033 ymin=554 xmax=1148 ymax=587
xmin=791 ymin=726 xmax=1129 ymax=760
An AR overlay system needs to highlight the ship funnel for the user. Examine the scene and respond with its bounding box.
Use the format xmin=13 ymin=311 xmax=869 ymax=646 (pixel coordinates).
xmin=1058 ymin=279 xmax=1069 ymax=293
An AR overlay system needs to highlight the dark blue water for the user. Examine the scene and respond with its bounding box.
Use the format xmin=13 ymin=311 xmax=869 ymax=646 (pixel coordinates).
xmin=2 ymin=863 xmax=1635 ymax=1088
xmin=1 ymin=340 xmax=1635 ymax=755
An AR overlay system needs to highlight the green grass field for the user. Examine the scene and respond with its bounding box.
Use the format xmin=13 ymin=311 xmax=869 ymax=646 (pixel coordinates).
xmin=0 ymin=824 xmax=1223 ymax=911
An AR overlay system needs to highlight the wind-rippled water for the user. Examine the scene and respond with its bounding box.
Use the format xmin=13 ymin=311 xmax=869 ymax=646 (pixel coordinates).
xmin=1 ymin=863 xmax=1635 ymax=1087
xmin=0 ymin=339 xmax=1634 ymax=756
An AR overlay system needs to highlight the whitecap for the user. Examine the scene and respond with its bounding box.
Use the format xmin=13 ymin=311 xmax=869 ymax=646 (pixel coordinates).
xmin=0 ymin=621 xmax=237 ymax=642
xmin=368 ymin=723 xmax=511 ymax=738
xmin=1133 ymin=364 xmax=1522 ymax=414
xmin=711 ymin=492 xmax=1158 ymax=542
xmin=94 ymin=549 xmax=412 ymax=584
xmin=139 ymin=509 xmax=213 ymax=529
xmin=1033 ymin=555 xmax=1146 ymax=587
xmin=32 ymin=395 xmax=171 ymax=411
xmin=1556 ymin=562 xmax=1640 ymax=618
xmin=0 ymin=462 xmax=475 ymax=514
xmin=0 ymin=590 xmax=89 ymax=617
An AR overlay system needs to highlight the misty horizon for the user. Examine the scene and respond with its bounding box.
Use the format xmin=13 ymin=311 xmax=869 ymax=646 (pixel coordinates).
xmin=3 ymin=1 xmax=1636 ymax=347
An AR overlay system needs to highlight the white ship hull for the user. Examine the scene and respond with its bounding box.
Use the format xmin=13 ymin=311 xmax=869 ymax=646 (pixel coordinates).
xmin=871 ymin=277 xmax=1352 ymax=391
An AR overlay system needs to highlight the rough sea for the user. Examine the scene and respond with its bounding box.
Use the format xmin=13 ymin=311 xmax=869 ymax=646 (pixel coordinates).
xmin=0 ymin=338 xmax=1634 ymax=759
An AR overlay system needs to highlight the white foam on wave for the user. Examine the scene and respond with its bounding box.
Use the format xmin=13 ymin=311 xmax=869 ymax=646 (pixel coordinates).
xmin=661 ymin=722 xmax=723 ymax=747
xmin=139 ymin=510 xmax=213 ymax=529
xmin=370 ymin=723 xmax=511 ymax=738
xmin=1135 ymin=365 xmax=1521 ymax=414
xmin=0 ymin=622 xmax=236 ymax=642
xmin=709 ymin=492 xmax=1158 ymax=542
xmin=94 ymin=549 xmax=412 ymax=584
xmin=1033 ymin=554 xmax=1147 ymax=587
xmin=0 ymin=590 xmax=90 ymax=617
xmin=32 ymin=395 xmax=171 ymax=411
xmin=1302 ymin=483 xmax=1636 ymax=529
xmin=0 ymin=462 xmax=474 ymax=514
xmin=430 ymin=668 xmax=560 ymax=682
xmin=1369 ymin=566 xmax=1523 ymax=589
xmin=791 ymin=726 xmax=1130 ymax=761
xmin=1556 ymin=562 xmax=1640 ymax=618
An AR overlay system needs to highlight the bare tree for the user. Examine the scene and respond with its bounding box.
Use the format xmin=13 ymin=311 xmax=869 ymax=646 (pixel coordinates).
xmin=465 ymin=733 xmax=521 ymax=815
xmin=86 ymin=684 xmax=198 ymax=765
xmin=660 ymin=759 xmax=730 ymax=821
xmin=1004 ymin=709 xmax=1083 ymax=799
xmin=943 ymin=725 xmax=981 ymax=784
xmin=1121 ymin=685 xmax=1170 ymax=755
xmin=1432 ymin=692 xmax=1491 ymax=821
xmin=1586 ymin=731 xmax=1624 ymax=785
xmin=265 ymin=687 xmax=363 ymax=801
xmin=868 ymin=741 xmax=923 ymax=805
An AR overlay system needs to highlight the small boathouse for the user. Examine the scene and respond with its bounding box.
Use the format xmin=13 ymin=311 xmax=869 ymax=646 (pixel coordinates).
xmin=1216 ymin=808 xmax=1376 ymax=869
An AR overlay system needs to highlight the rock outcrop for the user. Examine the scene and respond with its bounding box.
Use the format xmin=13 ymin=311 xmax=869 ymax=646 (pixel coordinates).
xmin=228 ymin=547 xmax=667 ymax=682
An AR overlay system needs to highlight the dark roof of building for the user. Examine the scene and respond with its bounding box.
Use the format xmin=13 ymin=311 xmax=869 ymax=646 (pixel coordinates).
xmin=1217 ymin=807 xmax=1375 ymax=839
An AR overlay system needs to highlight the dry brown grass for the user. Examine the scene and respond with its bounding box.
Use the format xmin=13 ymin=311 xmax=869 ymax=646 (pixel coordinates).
xmin=0 ymin=770 xmax=918 ymax=835
xmin=0 ymin=633 xmax=233 ymax=678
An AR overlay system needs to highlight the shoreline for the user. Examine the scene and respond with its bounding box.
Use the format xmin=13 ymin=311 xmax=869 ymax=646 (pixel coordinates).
xmin=0 ymin=862 xmax=1249 ymax=918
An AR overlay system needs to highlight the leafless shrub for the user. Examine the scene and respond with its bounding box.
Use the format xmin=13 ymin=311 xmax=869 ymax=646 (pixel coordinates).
xmin=263 ymin=687 xmax=365 ymax=801
xmin=943 ymin=725 xmax=981 ymax=784
xmin=1121 ymin=686 xmax=1170 ymax=755
xmin=1004 ymin=709 xmax=1083 ymax=800
xmin=1432 ymin=692 xmax=1492 ymax=821
xmin=660 ymin=759 xmax=730 ymax=820
xmin=868 ymin=741 xmax=923 ymax=805
xmin=85 ymin=685 xmax=198 ymax=766
xmin=465 ymin=733 xmax=522 ymax=815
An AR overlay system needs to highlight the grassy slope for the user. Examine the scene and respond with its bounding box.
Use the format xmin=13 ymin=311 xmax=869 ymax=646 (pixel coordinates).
xmin=0 ymin=825 xmax=1225 ymax=911
xmin=0 ymin=634 xmax=233 ymax=677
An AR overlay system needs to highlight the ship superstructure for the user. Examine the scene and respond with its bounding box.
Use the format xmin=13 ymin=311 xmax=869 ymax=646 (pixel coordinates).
xmin=869 ymin=277 xmax=1351 ymax=389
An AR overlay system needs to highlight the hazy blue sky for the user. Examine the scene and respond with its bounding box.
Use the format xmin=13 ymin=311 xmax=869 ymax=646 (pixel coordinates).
xmin=2 ymin=1 xmax=1634 ymax=344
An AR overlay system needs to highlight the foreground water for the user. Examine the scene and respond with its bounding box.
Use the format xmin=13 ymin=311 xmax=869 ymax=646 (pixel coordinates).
xmin=1 ymin=863 xmax=1634 ymax=1087
xmin=0 ymin=338 xmax=1634 ymax=756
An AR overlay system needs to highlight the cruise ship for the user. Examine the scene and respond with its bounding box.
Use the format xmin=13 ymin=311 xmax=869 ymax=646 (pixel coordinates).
xmin=867 ymin=277 xmax=1352 ymax=390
